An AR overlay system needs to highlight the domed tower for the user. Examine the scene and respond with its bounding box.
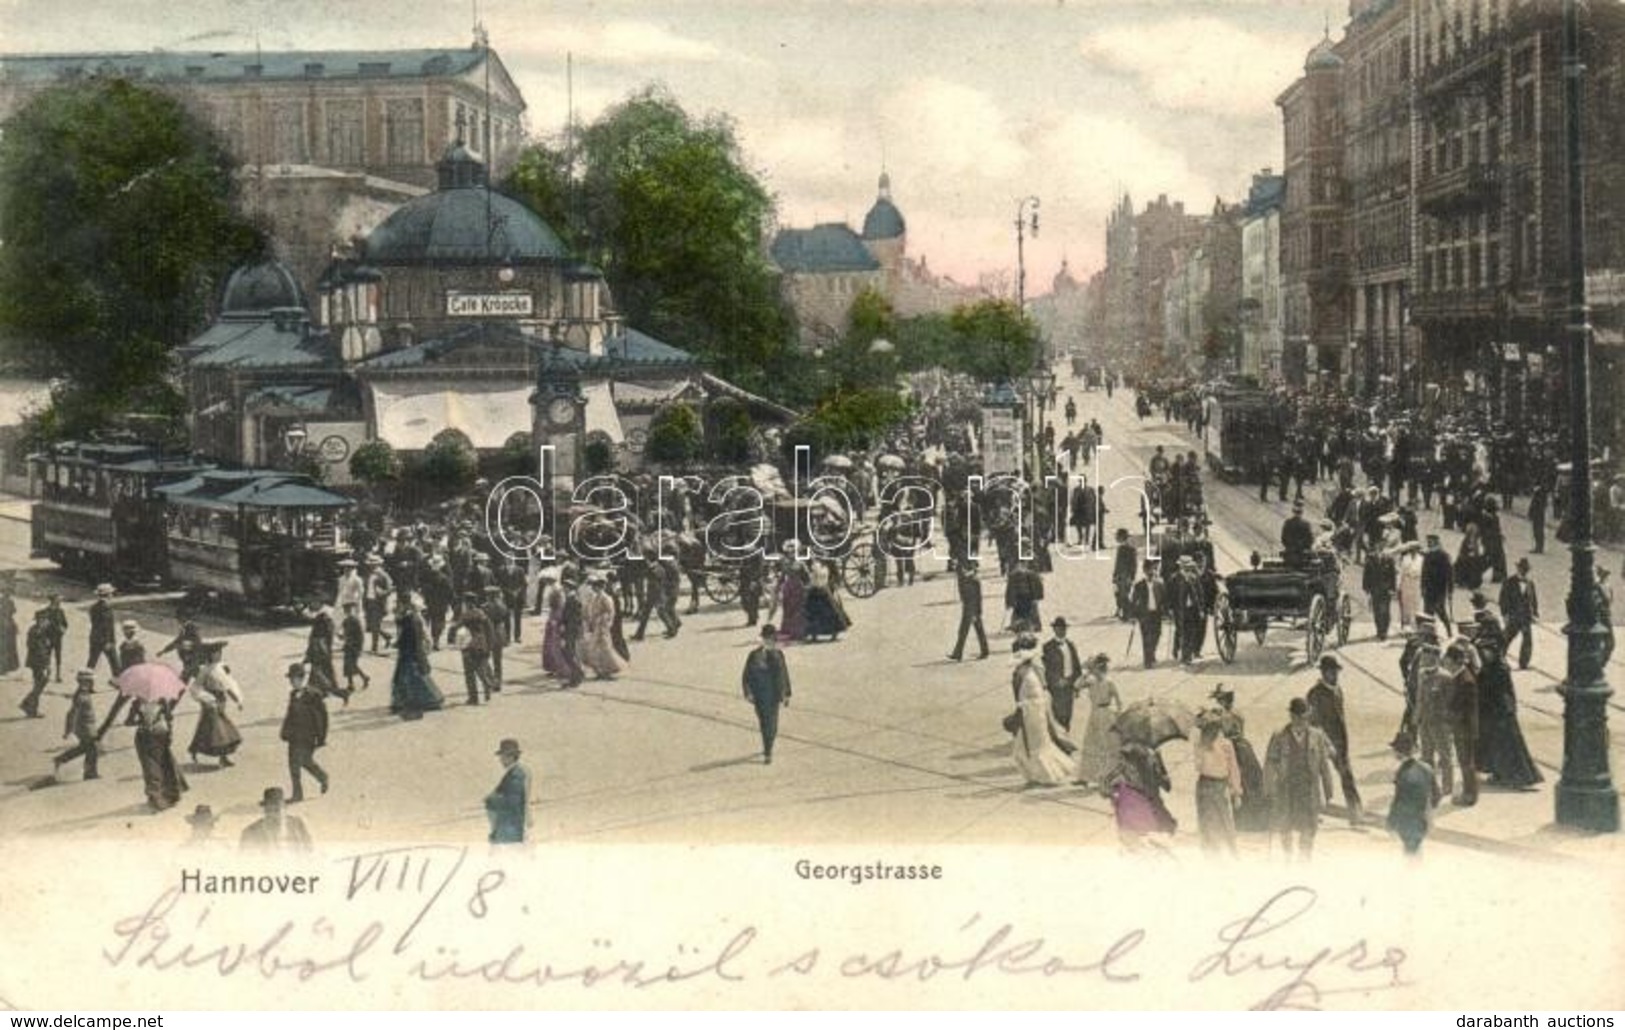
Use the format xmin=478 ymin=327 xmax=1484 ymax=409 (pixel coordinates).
xmin=219 ymin=259 xmax=307 ymax=322
xmin=861 ymin=170 xmax=907 ymax=283
xmin=1052 ymin=257 xmax=1080 ymax=296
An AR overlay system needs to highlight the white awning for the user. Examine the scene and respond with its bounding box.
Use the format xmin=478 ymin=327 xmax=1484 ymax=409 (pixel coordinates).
xmin=582 ymin=380 xmax=624 ymax=444
xmin=370 ymin=382 xmax=532 ymax=450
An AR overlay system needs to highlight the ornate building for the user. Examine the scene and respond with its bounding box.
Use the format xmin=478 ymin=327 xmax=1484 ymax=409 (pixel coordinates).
xmin=1240 ymin=171 xmax=1287 ymax=381
xmin=0 ymin=44 xmax=528 ymax=298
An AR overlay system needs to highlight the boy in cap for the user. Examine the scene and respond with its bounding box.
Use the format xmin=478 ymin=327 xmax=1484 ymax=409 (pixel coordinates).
xmin=340 ymin=601 xmax=369 ymax=693
xmin=485 ymin=738 xmax=532 ymax=844
xmin=117 ymin=619 xmax=146 ymax=672
xmin=53 ymin=669 xmax=101 ymax=779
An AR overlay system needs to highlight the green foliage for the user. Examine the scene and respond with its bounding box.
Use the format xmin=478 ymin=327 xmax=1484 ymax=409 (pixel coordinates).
xmin=945 ymin=300 xmax=1042 ymax=382
xmin=583 ymin=431 xmax=617 ymax=475
xmin=289 ymin=449 xmax=327 ymax=485
xmin=645 ymin=402 xmax=703 ymax=465
xmin=495 ymin=431 xmax=538 ymax=479
xmin=349 ymin=439 xmax=400 ymax=486
xmin=0 ymin=78 xmax=265 ymax=439
xmin=709 ymin=397 xmax=754 ymax=464
xmin=411 ymin=428 xmax=479 ymax=497
xmin=504 ymin=87 xmax=796 ymax=400
xmin=790 ymin=388 xmax=914 ymax=458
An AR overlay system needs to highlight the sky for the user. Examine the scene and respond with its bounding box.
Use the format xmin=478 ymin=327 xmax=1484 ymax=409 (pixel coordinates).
xmin=0 ymin=0 xmax=1337 ymax=291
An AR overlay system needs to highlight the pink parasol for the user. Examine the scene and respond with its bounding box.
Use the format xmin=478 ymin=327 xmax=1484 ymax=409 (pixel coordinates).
xmin=114 ymin=662 xmax=187 ymax=703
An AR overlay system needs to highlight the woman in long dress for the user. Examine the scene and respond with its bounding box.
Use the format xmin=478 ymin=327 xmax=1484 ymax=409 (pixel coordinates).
xmin=1394 ymin=542 xmax=1424 ymax=631
xmin=1010 ymin=642 xmax=1074 ymax=786
xmin=1211 ymin=687 xmax=1268 ymax=831
xmin=1455 ymin=523 xmax=1485 ymax=590
xmin=186 ymin=643 xmax=243 ymax=767
xmin=1104 ymin=741 xmax=1177 ymax=846
xmin=802 ymin=560 xmax=849 ymax=642
xmin=134 ymin=700 xmax=186 ymax=811
xmin=770 ymin=555 xmax=808 ymax=643
xmin=1073 ymin=654 xmax=1121 ymax=787
xmin=540 ymin=574 xmax=568 ymax=678
xmin=1192 ymin=713 xmax=1242 ymax=855
xmin=390 ymin=594 xmax=444 ymax=719
xmin=0 ymin=585 xmax=18 ymax=675
xmin=1477 ymin=648 xmax=1543 ymax=788
xmin=579 ymin=577 xmax=625 ymax=679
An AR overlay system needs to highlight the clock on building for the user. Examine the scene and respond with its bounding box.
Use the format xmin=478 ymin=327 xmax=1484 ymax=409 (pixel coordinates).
xmin=547 ymin=396 xmax=579 ymax=428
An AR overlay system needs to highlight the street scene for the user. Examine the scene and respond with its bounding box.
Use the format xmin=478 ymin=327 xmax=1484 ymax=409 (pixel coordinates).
xmin=0 ymin=0 xmax=1621 ymax=870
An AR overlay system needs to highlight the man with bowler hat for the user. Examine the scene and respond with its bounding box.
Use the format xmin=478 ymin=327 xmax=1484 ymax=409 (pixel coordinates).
xmin=240 ymin=786 xmax=314 ymax=852
xmin=485 ymin=738 xmax=532 ymax=844
xmin=1306 ymin=654 xmax=1364 ymax=826
xmin=1129 ymin=558 xmax=1167 ymax=668
xmin=742 ymin=624 xmax=792 ymax=764
xmin=947 ymin=558 xmax=988 ymax=662
xmin=1498 ymin=557 xmax=1539 ymax=670
xmin=279 ymin=664 xmax=330 ymax=802
xmin=1042 ymin=617 xmax=1083 ymax=730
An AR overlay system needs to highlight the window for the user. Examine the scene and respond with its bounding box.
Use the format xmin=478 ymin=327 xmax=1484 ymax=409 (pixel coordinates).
xmin=385 ymin=98 xmax=425 ymax=165
xmin=270 ymin=102 xmax=308 ymax=163
xmin=325 ymin=100 xmax=364 ymax=166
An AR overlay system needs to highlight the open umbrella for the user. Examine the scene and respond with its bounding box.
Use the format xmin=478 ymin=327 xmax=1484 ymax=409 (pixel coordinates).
xmin=1112 ymin=698 xmax=1196 ymax=750
xmin=822 ymin=454 xmax=855 ymax=470
xmin=877 ymin=453 xmax=906 ymax=470
xmin=114 ymin=663 xmax=188 ymax=704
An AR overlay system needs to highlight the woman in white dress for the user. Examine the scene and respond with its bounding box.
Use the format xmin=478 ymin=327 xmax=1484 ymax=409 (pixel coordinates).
xmin=579 ymin=575 xmax=626 ymax=679
xmin=1010 ymin=637 xmax=1075 ymax=786
xmin=1073 ymin=653 xmax=1122 ymax=786
xmin=1393 ymin=540 xmax=1424 ymax=631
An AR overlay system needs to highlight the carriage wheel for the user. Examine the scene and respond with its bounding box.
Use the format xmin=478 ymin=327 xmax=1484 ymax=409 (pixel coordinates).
xmin=842 ymin=541 xmax=880 ymax=598
xmin=704 ymin=570 xmax=740 ymax=605
xmin=1337 ymin=592 xmax=1353 ymax=647
xmin=1214 ymin=594 xmax=1238 ymax=664
xmin=1306 ymin=594 xmax=1328 ymax=663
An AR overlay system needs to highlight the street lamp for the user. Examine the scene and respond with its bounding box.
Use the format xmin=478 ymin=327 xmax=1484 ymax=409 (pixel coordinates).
xmin=1556 ymin=0 xmax=1619 ymax=832
xmin=281 ymin=423 xmax=308 ymax=466
xmin=1014 ymin=196 xmax=1040 ymax=312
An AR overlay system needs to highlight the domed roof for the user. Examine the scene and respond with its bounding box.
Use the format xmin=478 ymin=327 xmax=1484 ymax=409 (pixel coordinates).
xmin=862 ymin=170 xmax=906 ymax=240
xmin=363 ymin=143 xmax=570 ymax=265
xmin=220 ymin=259 xmax=305 ymax=318
xmin=1305 ymin=37 xmax=1344 ymax=71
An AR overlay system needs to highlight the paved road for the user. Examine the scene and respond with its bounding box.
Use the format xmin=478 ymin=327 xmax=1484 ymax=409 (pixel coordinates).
xmin=0 ymin=384 xmax=1618 ymax=864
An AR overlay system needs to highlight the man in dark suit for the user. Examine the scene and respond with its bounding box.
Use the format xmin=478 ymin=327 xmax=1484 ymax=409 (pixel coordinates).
xmin=1168 ymin=555 xmax=1207 ymax=664
xmin=86 ymin=584 xmax=118 ymax=675
xmin=1111 ymin=527 xmax=1137 ymax=621
xmin=1281 ymin=500 xmax=1315 ymax=566
xmin=1041 ymin=617 xmax=1082 ymax=730
xmin=1129 ymin=559 xmax=1167 ymax=669
xmin=1363 ymin=546 xmax=1397 ymax=641
xmin=1528 ymin=481 xmax=1550 ymax=554
xmin=947 ymin=559 xmax=989 ymax=661
xmin=449 ymin=595 xmax=498 ymax=704
xmin=1498 ymin=556 xmax=1539 ymax=670
xmin=1306 ymin=655 xmax=1363 ymax=826
xmin=1386 ymin=731 xmax=1437 ymax=857
xmin=742 ymin=624 xmax=791 ymax=764
xmin=279 ymin=664 xmax=330 ymax=803
xmin=1069 ymin=477 xmax=1098 ymax=549
xmin=485 ymin=738 xmax=532 ymax=844
xmin=1420 ymin=533 xmax=1455 ymax=635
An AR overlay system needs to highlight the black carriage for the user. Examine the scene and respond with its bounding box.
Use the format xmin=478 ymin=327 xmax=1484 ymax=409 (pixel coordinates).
xmin=154 ymin=469 xmax=354 ymax=609
xmin=1211 ymin=550 xmax=1352 ymax=665
xmin=28 ymin=441 xmax=212 ymax=585
xmin=701 ymin=495 xmax=884 ymax=603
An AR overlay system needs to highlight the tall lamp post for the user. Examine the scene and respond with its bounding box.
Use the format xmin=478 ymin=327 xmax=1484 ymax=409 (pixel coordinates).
xmin=1557 ymin=0 xmax=1619 ymax=832
xmin=1014 ymin=196 xmax=1040 ymax=312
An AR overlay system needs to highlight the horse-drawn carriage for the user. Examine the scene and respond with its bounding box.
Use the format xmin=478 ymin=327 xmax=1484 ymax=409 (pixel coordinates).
xmin=1211 ymin=549 xmax=1353 ymax=664
xmin=690 ymin=492 xmax=884 ymax=605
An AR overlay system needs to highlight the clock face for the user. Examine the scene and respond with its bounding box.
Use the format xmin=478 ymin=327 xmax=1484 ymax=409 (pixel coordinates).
xmin=547 ymin=397 xmax=577 ymax=426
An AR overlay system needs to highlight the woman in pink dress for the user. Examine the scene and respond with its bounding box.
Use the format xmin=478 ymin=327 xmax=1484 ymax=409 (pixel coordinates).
xmin=539 ymin=572 xmax=567 ymax=678
xmin=770 ymin=553 xmax=808 ymax=642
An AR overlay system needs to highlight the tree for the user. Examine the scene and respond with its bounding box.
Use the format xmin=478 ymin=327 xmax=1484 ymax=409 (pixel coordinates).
xmin=947 ymin=300 xmax=1042 ymax=382
xmin=708 ymin=397 xmax=754 ymax=465
xmin=412 ymin=428 xmax=479 ymax=498
xmin=0 ymin=78 xmax=265 ymax=439
xmin=349 ymin=440 xmax=400 ymax=488
xmin=645 ymin=402 xmax=702 ymax=466
xmin=505 ymin=87 xmax=797 ymax=400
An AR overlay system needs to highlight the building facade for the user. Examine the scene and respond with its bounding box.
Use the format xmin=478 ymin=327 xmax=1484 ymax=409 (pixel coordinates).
xmin=1240 ymin=171 xmax=1287 ymax=381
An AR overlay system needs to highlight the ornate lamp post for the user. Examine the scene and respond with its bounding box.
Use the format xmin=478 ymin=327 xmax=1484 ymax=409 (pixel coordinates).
xmin=281 ymin=423 xmax=308 ymax=469
xmin=1014 ymin=196 xmax=1040 ymax=312
xmin=1557 ymin=0 xmax=1619 ymax=832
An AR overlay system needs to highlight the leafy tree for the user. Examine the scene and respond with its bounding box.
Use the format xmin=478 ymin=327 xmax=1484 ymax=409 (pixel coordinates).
xmin=0 ymin=78 xmax=265 ymax=438
xmin=583 ymin=431 xmax=617 ymax=475
xmin=947 ymin=299 xmax=1042 ymax=382
xmin=504 ymin=87 xmax=797 ymax=399
xmin=412 ymin=428 xmax=479 ymax=498
xmin=349 ymin=439 xmax=400 ymax=487
xmin=791 ymin=388 xmax=915 ymax=457
xmin=708 ymin=397 xmax=754 ymax=464
xmin=645 ymin=402 xmax=702 ymax=466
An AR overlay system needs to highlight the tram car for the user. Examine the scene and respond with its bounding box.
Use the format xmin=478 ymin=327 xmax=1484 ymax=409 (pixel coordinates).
xmin=1204 ymin=384 xmax=1281 ymax=482
xmin=29 ymin=441 xmax=213 ymax=585
xmin=154 ymin=469 xmax=354 ymax=609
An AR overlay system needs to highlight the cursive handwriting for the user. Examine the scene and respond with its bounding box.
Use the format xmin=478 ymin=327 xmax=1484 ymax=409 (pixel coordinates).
xmin=98 ymin=881 xmax=1410 ymax=1006
xmin=1188 ymin=886 xmax=1409 ymax=1010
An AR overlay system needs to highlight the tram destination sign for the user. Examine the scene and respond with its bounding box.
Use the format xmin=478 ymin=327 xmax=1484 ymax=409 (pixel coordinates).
xmin=446 ymin=291 xmax=534 ymax=317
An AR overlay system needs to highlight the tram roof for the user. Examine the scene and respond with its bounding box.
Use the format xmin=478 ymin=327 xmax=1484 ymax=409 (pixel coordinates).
xmin=155 ymin=469 xmax=353 ymax=511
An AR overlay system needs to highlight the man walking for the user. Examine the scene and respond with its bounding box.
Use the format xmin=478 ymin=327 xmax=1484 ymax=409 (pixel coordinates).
xmin=947 ymin=559 xmax=989 ymax=661
xmin=21 ymin=609 xmax=52 ymax=718
xmin=41 ymin=594 xmax=67 ymax=684
xmin=1129 ymin=558 xmax=1166 ymax=668
xmin=1498 ymin=556 xmax=1539 ymax=670
xmin=1264 ymin=697 xmax=1337 ymax=860
xmin=279 ymin=664 xmax=329 ymax=802
xmin=450 ymin=594 xmax=498 ymax=704
xmin=1041 ymin=617 xmax=1082 ymax=730
xmin=1364 ymin=544 xmax=1397 ymax=641
xmin=742 ymin=624 xmax=791 ymax=764
xmin=1441 ymin=641 xmax=1480 ymax=807
xmin=1169 ymin=555 xmax=1206 ymax=664
xmin=1421 ymin=533 xmax=1455 ymax=635
xmin=363 ymin=556 xmax=395 ymax=653
xmin=1112 ymin=528 xmax=1137 ymax=622
xmin=53 ymin=669 xmax=100 ymax=780
xmin=484 ymin=738 xmax=532 ymax=844
xmin=1528 ymin=480 xmax=1550 ymax=554
xmin=1306 ymin=655 xmax=1364 ymax=826
xmin=86 ymin=584 xmax=118 ymax=675
xmin=1386 ymin=732 xmax=1437 ymax=858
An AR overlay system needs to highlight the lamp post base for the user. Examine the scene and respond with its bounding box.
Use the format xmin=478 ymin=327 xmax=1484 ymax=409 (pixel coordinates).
xmin=1556 ymin=781 xmax=1621 ymax=832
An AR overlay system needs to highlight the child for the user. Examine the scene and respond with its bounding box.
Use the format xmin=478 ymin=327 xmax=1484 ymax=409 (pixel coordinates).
xmin=341 ymin=601 xmax=369 ymax=692
xmin=53 ymin=669 xmax=100 ymax=779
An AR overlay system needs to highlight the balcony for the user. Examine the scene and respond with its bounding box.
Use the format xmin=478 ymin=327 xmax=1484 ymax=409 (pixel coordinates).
xmin=1418 ymin=163 xmax=1500 ymax=217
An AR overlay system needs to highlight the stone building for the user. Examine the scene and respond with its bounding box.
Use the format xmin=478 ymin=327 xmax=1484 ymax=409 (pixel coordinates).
xmin=1278 ymin=35 xmax=1353 ymax=387
xmin=1240 ymin=171 xmax=1287 ymax=381
xmin=0 ymin=44 xmax=527 ymax=297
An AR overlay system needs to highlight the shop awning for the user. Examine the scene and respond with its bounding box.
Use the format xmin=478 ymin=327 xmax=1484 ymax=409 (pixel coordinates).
xmin=370 ymin=381 xmax=532 ymax=450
